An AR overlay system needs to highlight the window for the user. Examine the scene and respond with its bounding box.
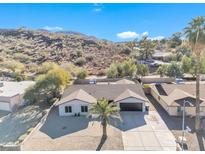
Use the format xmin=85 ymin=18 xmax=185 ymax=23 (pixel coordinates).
xmin=65 ymin=106 xmax=72 ymax=113
xmin=200 ymin=107 xmax=203 ymax=112
xmin=81 ymin=106 xmax=88 ymax=112
xmin=177 ymin=106 xmax=182 ymax=112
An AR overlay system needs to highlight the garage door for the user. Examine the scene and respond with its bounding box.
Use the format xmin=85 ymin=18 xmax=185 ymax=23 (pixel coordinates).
xmin=0 ymin=102 xmax=10 ymax=111
xmin=120 ymin=103 xmax=142 ymax=111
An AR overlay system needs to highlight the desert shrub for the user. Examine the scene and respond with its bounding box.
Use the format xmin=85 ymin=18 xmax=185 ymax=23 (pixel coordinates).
xmin=85 ymin=54 xmax=94 ymax=61
xmin=12 ymin=72 xmax=27 ymax=81
xmin=75 ymin=57 xmax=86 ymax=66
xmin=27 ymin=63 xmax=39 ymax=73
xmin=13 ymin=53 xmax=32 ymax=62
xmin=76 ymin=50 xmax=83 ymax=57
xmin=121 ymin=46 xmax=132 ymax=55
xmin=77 ymin=69 xmax=88 ymax=79
xmin=60 ymin=62 xmax=80 ymax=77
xmin=1 ymin=60 xmax=25 ymax=73
xmin=37 ymin=61 xmax=59 ymax=74
xmin=107 ymin=63 xmax=118 ymax=78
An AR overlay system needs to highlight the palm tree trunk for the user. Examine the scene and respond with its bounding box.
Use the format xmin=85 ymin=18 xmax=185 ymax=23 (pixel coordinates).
xmin=102 ymin=118 xmax=107 ymax=139
xmin=195 ymin=54 xmax=201 ymax=131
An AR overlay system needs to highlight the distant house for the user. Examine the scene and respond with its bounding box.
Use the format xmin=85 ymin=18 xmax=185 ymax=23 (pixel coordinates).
xmin=0 ymin=81 xmax=35 ymax=111
xmin=150 ymin=84 xmax=205 ymax=116
xmin=55 ymin=79 xmax=149 ymax=116
xmin=152 ymin=50 xmax=172 ymax=61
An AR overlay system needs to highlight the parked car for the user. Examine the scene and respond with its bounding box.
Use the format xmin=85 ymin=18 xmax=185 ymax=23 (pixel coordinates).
xmin=175 ymin=78 xmax=185 ymax=84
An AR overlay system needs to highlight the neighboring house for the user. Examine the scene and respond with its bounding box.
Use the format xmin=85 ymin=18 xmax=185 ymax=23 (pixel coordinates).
xmin=0 ymin=81 xmax=35 ymax=112
xmin=152 ymin=50 xmax=172 ymax=61
xmin=150 ymin=84 xmax=205 ymax=116
xmin=55 ymin=79 xmax=149 ymax=116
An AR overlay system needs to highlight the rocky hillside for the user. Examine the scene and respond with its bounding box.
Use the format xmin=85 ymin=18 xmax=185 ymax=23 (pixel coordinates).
xmin=0 ymin=28 xmax=129 ymax=75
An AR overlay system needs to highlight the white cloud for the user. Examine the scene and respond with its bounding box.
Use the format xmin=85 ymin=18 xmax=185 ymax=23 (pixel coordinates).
xmin=149 ymin=36 xmax=165 ymax=40
xmin=43 ymin=26 xmax=63 ymax=31
xmin=93 ymin=8 xmax=102 ymax=12
xmin=93 ymin=3 xmax=103 ymax=12
xmin=117 ymin=31 xmax=139 ymax=39
xmin=142 ymin=31 xmax=149 ymax=37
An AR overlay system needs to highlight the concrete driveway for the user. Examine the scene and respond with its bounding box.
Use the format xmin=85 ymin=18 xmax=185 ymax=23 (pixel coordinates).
xmin=119 ymin=111 xmax=176 ymax=151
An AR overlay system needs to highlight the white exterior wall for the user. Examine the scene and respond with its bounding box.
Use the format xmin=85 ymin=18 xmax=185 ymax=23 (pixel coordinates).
xmin=0 ymin=101 xmax=11 ymax=111
xmin=0 ymin=96 xmax=11 ymax=111
xmin=10 ymin=94 xmax=21 ymax=111
xmin=116 ymin=97 xmax=146 ymax=112
xmin=59 ymin=100 xmax=90 ymax=116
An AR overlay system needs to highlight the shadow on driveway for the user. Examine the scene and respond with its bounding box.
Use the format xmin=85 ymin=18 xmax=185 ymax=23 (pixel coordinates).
xmin=109 ymin=111 xmax=148 ymax=131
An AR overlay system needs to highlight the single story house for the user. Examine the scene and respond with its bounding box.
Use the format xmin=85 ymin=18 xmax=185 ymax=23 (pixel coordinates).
xmin=152 ymin=50 xmax=172 ymax=61
xmin=150 ymin=83 xmax=205 ymax=116
xmin=0 ymin=81 xmax=35 ymax=111
xmin=55 ymin=79 xmax=149 ymax=116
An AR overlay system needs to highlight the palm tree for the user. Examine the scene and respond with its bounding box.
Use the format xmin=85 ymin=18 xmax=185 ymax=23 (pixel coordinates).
xmin=184 ymin=16 xmax=205 ymax=131
xmin=89 ymin=99 xmax=120 ymax=139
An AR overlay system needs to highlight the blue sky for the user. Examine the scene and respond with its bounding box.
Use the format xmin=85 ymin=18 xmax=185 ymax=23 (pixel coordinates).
xmin=0 ymin=3 xmax=205 ymax=42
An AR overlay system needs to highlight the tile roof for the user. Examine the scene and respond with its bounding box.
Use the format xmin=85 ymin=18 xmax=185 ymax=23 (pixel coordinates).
xmin=151 ymin=84 xmax=205 ymax=107
xmin=114 ymin=89 xmax=147 ymax=102
xmin=60 ymin=83 xmax=148 ymax=103
xmin=115 ymin=79 xmax=135 ymax=84
xmin=55 ymin=89 xmax=97 ymax=106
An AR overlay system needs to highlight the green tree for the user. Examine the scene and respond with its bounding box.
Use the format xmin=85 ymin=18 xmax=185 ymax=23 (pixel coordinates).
xmin=107 ymin=63 xmax=118 ymax=78
xmin=120 ymin=59 xmax=137 ymax=78
xmin=89 ymin=99 xmax=120 ymax=150
xmin=181 ymin=56 xmax=194 ymax=73
xmin=137 ymin=64 xmax=149 ymax=76
xmin=166 ymin=62 xmax=183 ymax=78
xmin=138 ymin=36 xmax=156 ymax=60
xmin=168 ymin=32 xmax=182 ymax=48
xmin=24 ymin=68 xmax=71 ymax=105
xmin=157 ymin=65 xmax=168 ymax=77
xmin=184 ymin=16 xmax=205 ymax=131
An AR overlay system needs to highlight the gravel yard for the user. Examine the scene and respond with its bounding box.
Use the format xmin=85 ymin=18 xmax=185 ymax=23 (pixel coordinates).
xmin=21 ymin=106 xmax=124 ymax=151
xmin=0 ymin=105 xmax=45 ymax=145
